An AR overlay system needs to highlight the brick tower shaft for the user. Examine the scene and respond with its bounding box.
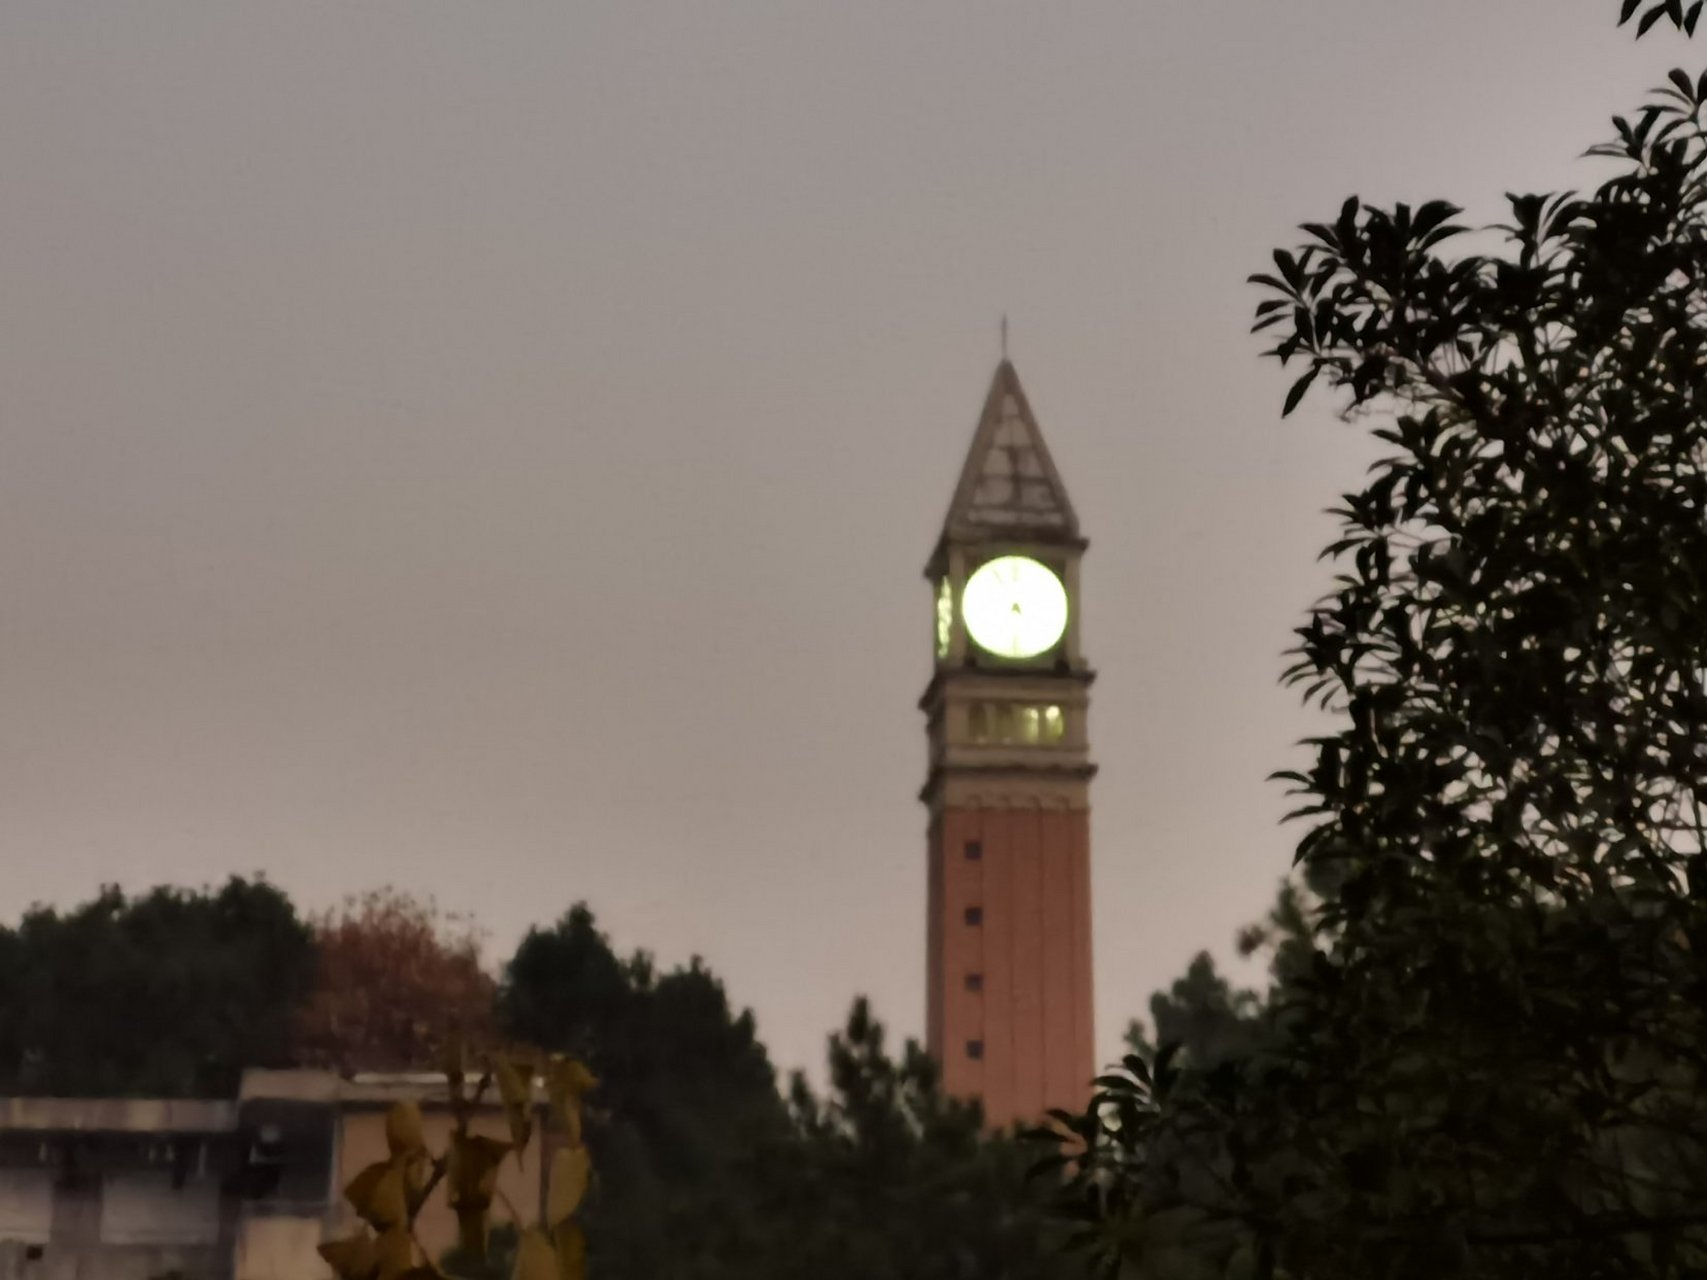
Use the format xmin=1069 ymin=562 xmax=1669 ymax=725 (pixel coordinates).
xmin=928 ymin=807 xmax=1094 ymax=1123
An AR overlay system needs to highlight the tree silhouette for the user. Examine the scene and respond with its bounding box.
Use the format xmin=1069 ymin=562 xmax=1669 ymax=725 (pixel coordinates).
xmin=1047 ymin=10 xmax=1707 ymax=1277
xmin=0 ymin=878 xmax=313 ymax=1096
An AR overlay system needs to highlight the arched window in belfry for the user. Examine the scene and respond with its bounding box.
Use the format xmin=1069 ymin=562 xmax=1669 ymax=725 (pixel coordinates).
xmin=1043 ymin=705 xmax=1066 ymax=744
xmin=1019 ymin=706 xmax=1044 ymax=743
xmin=969 ymin=703 xmax=990 ymax=742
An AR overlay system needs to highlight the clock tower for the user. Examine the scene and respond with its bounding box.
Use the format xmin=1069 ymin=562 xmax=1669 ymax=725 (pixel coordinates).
xmin=921 ymin=358 xmax=1095 ymax=1129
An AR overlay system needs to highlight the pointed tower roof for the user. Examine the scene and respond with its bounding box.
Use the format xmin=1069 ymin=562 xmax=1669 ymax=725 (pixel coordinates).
xmin=937 ymin=360 xmax=1081 ymax=550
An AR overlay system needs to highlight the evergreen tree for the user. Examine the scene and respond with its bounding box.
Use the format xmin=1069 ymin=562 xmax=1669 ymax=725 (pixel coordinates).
xmin=500 ymin=904 xmax=788 ymax=1279
xmin=0 ymin=877 xmax=313 ymax=1096
xmin=774 ymin=998 xmax=1078 ymax=1280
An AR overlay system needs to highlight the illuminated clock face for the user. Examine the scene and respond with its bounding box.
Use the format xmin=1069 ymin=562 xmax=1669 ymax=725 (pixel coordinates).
xmin=961 ymin=555 xmax=1068 ymax=659
xmin=935 ymin=578 xmax=953 ymax=658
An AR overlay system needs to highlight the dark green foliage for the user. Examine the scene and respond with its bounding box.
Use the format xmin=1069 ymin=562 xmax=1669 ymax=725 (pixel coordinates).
xmin=1123 ymin=883 xmax=1317 ymax=1072
xmin=501 ymin=903 xmax=635 ymax=1060
xmin=1623 ymin=0 xmax=1707 ymax=38
xmin=1047 ymin=13 xmax=1707 ymax=1280
xmin=0 ymin=878 xmax=314 ymax=1097
xmin=775 ymin=998 xmax=1078 ymax=1280
xmin=502 ymin=909 xmax=1073 ymax=1279
xmin=1124 ymin=953 xmax=1262 ymax=1070
xmin=501 ymin=904 xmax=786 ymax=1278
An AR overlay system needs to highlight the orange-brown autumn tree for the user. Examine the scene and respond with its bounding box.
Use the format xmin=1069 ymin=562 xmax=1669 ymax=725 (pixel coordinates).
xmin=293 ymin=888 xmax=497 ymax=1074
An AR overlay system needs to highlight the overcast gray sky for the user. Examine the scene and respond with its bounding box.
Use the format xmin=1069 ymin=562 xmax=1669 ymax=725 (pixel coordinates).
xmin=0 ymin=1 xmax=1686 ymax=1078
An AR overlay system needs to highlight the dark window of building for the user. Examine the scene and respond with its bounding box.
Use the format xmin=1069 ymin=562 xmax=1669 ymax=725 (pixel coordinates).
xmin=964 ymin=840 xmax=983 ymax=860
xmin=965 ymin=973 xmax=984 ymax=992
xmin=964 ymin=906 xmax=983 ymax=926
xmin=966 ymin=1040 xmax=985 ymax=1060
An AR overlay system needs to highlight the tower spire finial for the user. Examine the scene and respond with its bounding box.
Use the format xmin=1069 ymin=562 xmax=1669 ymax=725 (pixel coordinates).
xmin=1000 ymin=314 xmax=1009 ymax=363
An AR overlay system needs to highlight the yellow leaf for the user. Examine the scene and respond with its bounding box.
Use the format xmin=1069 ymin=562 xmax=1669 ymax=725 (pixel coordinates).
xmin=374 ymin=1167 xmax=409 ymax=1231
xmin=494 ymin=1056 xmax=532 ymax=1109
xmin=553 ymin=1221 xmax=587 ymax=1280
xmin=344 ymin=1161 xmax=387 ymax=1216
xmin=403 ymin=1154 xmax=432 ymax=1216
xmin=545 ymin=1058 xmax=597 ymax=1136
xmin=558 ymin=1101 xmax=581 ymax=1149
xmin=317 ymin=1231 xmax=379 ymax=1280
xmin=513 ymin=1228 xmax=558 ymax=1280
xmin=375 ymin=1225 xmax=414 ymax=1280
xmin=547 ymin=1146 xmax=591 ymax=1227
xmin=493 ymin=1057 xmax=535 ymax=1158
xmin=345 ymin=1161 xmax=407 ymax=1230
xmin=565 ymin=1059 xmax=598 ymax=1094
xmin=385 ymin=1101 xmax=426 ymax=1159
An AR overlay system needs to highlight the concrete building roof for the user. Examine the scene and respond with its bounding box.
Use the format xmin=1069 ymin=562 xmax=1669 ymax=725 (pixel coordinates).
xmin=0 ymin=1096 xmax=239 ymax=1134
xmin=0 ymin=1068 xmax=534 ymax=1135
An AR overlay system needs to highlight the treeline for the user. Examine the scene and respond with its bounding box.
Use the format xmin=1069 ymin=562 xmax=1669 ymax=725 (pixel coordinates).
xmin=0 ymin=881 xmax=1080 ymax=1280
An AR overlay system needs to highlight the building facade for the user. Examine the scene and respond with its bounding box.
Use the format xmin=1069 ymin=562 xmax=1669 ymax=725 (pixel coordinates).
xmin=921 ymin=359 xmax=1096 ymax=1130
xmin=0 ymin=1071 xmax=543 ymax=1280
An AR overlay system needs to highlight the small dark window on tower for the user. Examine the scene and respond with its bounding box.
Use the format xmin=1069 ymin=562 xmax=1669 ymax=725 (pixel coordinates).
xmin=966 ymin=1040 xmax=985 ymax=1060
xmin=965 ymin=973 xmax=984 ymax=992
xmin=964 ymin=840 xmax=983 ymax=860
xmin=964 ymin=906 xmax=983 ymax=926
